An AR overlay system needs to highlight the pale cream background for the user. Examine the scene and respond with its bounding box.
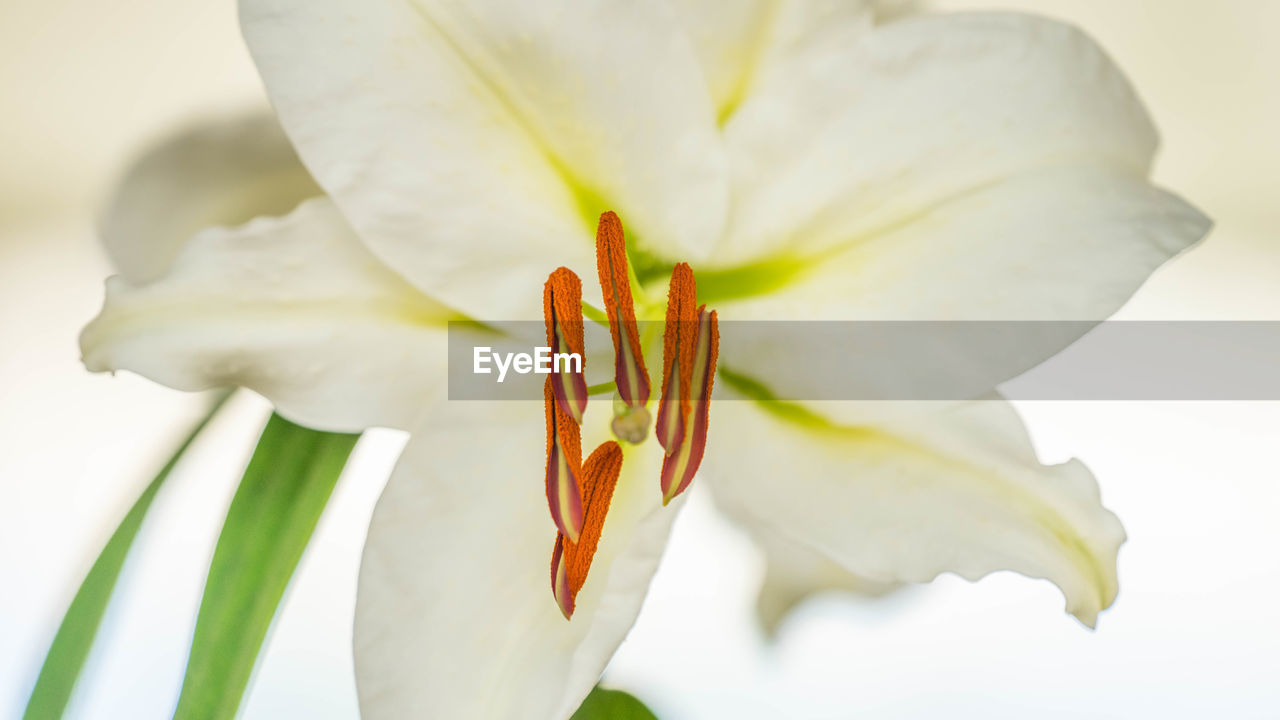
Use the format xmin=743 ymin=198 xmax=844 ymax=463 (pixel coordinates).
xmin=1 ymin=1 xmax=1277 ymax=718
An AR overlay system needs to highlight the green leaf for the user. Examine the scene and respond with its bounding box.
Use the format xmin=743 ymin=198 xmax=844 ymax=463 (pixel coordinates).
xmin=571 ymin=687 xmax=659 ymax=720
xmin=24 ymin=395 xmax=229 ymax=720
xmin=173 ymin=413 xmax=359 ymax=720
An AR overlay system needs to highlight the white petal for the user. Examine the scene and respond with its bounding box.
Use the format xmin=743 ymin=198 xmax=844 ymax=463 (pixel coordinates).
xmin=667 ymin=0 xmax=915 ymax=122
xmin=747 ymin=524 xmax=900 ymax=636
xmin=869 ymin=0 xmax=923 ymax=23
xmin=355 ymin=400 xmax=675 ymax=719
xmin=717 ymin=12 xmax=1173 ymax=264
xmin=81 ymin=198 xmax=451 ymax=432
xmin=241 ymin=0 xmax=728 ymax=318
xmin=662 ymin=0 xmax=774 ymax=118
xmin=101 ymin=113 xmax=320 ymax=283
xmin=719 ymin=165 xmax=1209 ymax=320
xmin=703 ymin=396 xmax=1125 ymax=627
xmin=708 ymin=167 xmax=1210 ymax=425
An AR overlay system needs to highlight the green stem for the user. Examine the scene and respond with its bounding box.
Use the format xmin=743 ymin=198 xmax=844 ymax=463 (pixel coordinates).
xmin=23 ymin=393 xmax=231 ymax=720
xmin=586 ymin=380 xmax=617 ymax=396
xmin=581 ymin=301 xmax=609 ymax=326
xmin=173 ymin=414 xmax=358 ymax=720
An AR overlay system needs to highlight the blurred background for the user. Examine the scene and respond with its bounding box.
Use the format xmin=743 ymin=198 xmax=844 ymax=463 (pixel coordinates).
xmin=1 ymin=0 xmax=1277 ymax=718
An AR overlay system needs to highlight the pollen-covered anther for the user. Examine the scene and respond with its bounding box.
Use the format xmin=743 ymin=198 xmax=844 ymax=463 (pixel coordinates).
xmin=595 ymin=212 xmax=653 ymax=445
xmin=550 ymin=441 xmax=624 ymax=619
xmin=544 ymin=267 xmax=588 ymax=424
xmin=543 ymin=267 xmax=587 ymax=542
xmin=659 ymin=306 xmax=718 ymax=505
xmin=544 ymin=380 xmax=584 ymax=543
xmin=655 ymin=263 xmax=698 ymax=456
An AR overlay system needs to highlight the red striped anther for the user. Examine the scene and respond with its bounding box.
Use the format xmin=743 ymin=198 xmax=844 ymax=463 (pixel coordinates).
xmin=550 ymin=441 xmax=624 ymax=619
xmin=595 ymin=212 xmax=650 ymax=409
xmin=659 ymin=307 xmax=718 ymax=505
xmin=543 ymin=268 xmax=586 ymax=543
xmin=544 ymin=267 xmax=588 ymax=424
xmin=544 ymin=379 xmax=584 ymax=543
xmin=549 ymin=538 xmax=572 ymax=620
xmin=655 ymin=263 xmax=698 ymax=456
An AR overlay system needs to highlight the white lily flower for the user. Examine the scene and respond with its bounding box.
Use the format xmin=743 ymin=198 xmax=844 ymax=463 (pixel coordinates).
xmin=80 ymin=1 xmax=1209 ymax=718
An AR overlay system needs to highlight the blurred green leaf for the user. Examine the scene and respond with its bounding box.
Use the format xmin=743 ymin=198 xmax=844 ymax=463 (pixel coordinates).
xmin=571 ymin=686 xmax=659 ymax=720
xmin=23 ymin=396 xmax=229 ymax=720
xmin=173 ymin=413 xmax=359 ymax=720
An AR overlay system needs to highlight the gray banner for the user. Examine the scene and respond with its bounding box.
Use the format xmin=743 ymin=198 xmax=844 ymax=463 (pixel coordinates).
xmin=447 ymin=321 xmax=1280 ymax=401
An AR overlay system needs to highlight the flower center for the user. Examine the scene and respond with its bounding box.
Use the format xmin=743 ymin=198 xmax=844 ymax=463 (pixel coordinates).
xmin=542 ymin=211 xmax=720 ymax=619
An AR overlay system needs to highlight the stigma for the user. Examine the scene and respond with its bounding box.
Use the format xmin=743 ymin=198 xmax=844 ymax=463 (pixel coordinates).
xmin=541 ymin=211 xmax=720 ymax=618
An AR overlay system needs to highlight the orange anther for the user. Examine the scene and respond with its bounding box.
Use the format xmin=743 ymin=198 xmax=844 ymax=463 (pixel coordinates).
xmin=655 ymin=263 xmax=698 ymax=455
xmin=544 ymin=268 xmax=586 ymax=541
xmin=544 ymin=378 xmax=584 ymax=542
xmin=544 ymin=267 xmax=588 ymax=423
xmin=550 ymin=441 xmax=624 ymax=619
xmin=659 ymin=307 xmax=718 ymax=504
xmin=595 ymin=212 xmax=650 ymax=409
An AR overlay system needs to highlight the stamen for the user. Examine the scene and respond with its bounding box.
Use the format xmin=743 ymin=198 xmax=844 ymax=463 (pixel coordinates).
xmin=544 ymin=380 xmax=584 ymax=542
xmin=544 ymin=268 xmax=586 ymax=542
xmin=544 ymin=268 xmax=588 ymax=424
xmin=594 ymin=212 xmax=650 ymax=409
xmin=655 ymin=263 xmax=698 ymax=455
xmin=540 ymin=212 xmax=719 ymax=616
xmin=549 ymin=538 xmax=572 ymax=620
xmin=549 ymin=441 xmax=624 ymax=619
xmin=659 ymin=307 xmax=719 ymax=505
